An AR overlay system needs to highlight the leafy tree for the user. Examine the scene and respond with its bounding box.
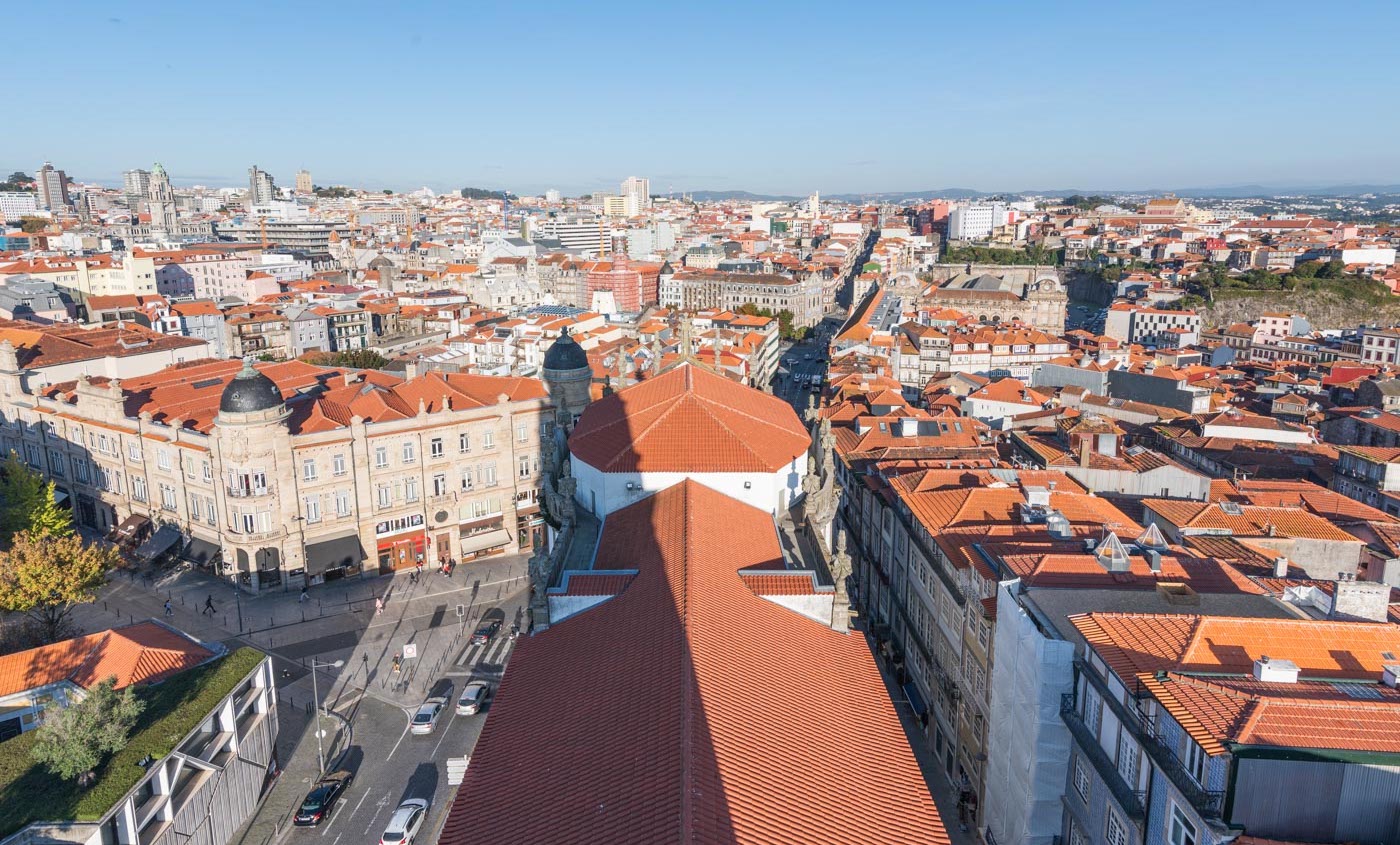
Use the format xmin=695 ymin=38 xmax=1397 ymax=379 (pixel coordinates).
xmin=0 ymin=530 xmax=120 ymax=643
xmin=6 ymin=171 xmax=29 ymax=183
xmin=382 ymin=189 xmax=393 ymax=195
xmin=0 ymin=454 xmax=72 ymax=543
xmin=1318 ymin=258 xmax=1345 ymax=279
xmin=31 ymin=677 xmax=144 ymax=785
xmin=19 ymin=216 xmax=48 ymax=234
xmin=302 ymin=349 xmax=389 ymax=369
xmin=460 ymin=187 xmax=508 ymax=200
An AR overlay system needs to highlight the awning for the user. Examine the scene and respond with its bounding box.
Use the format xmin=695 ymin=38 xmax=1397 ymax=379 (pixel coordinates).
xmin=305 ymin=532 xmax=364 ymax=576
xmin=115 ymin=513 xmax=150 ymax=538
xmin=182 ymin=537 xmax=221 ymax=566
xmin=903 ymin=681 xmax=929 ymax=718
xmin=52 ymin=488 xmax=69 ymax=506
xmin=459 ymin=528 xmax=511 ymax=555
xmin=135 ymin=525 xmax=182 ymax=561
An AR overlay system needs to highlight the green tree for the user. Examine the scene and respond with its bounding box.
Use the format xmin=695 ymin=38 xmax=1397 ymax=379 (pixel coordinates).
xmin=337 ymin=349 xmax=389 ymax=369
xmin=1318 ymin=258 xmax=1345 ymax=279
xmin=31 ymin=677 xmax=144 ymax=785
xmin=19 ymin=216 xmax=48 ymax=234
xmin=0 ymin=530 xmax=120 ymax=644
xmin=382 ymin=188 xmax=393 ymax=194
xmin=6 ymin=171 xmax=29 ymax=184
xmin=0 ymin=454 xmax=72 ymax=542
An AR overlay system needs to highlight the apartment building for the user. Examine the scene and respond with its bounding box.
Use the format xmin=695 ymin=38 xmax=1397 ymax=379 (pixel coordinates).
xmin=659 ymin=269 xmax=827 ymax=327
xmin=0 ymin=357 xmax=552 ymax=591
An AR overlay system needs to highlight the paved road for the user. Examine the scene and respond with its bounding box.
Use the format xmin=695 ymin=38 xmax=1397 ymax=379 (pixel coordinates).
xmin=772 ymin=319 xmax=840 ymax=413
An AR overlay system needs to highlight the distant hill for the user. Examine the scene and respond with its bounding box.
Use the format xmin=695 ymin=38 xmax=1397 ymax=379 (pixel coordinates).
xmin=682 ymin=184 xmax=1400 ymax=203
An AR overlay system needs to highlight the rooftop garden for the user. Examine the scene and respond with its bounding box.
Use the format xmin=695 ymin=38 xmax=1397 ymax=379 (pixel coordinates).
xmin=0 ymin=647 xmax=266 ymax=838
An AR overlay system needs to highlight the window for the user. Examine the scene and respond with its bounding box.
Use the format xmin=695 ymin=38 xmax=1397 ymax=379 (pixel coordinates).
xmin=374 ymin=446 xmax=388 ymax=468
xmin=335 ymin=490 xmax=351 ymax=517
xmin=302 ymin=458 xmax=318 ymax=482
xmin=1168 ymin=805 xmax=1198 ymax=845
xmin=1117 ymin=733 xmax=1139 ymax=788
xmin=516 ymin=424 xmax=529 ymax=443
xmin=127 ymin=442 xmax=142 ymax=462
xmin=483 ymin=464 xmax=497 ymax=486
xmin=131 ymin=476 xmax=148 ymax=502
xmin=459 ymin=432 xmax=470 ymax=453
xmin=205 ymin=498 xmax=217 ymax=525
xmin=49 ymin=449 xmax=65 ymax=477
xmin=253 ymin=470 xmax=267 ymax=495
xmin=1082 ymin=687 xmax=1102 ymax=739
xmin=377 ymin=485 xmax=391 ymax=508
xmin=1106 ymin=809 xmax=1128 ymax=845
xmin=460 ymin=468 xmax=473 ymax=490
xmin=482 ymin=431 xmax=494 ymax=449
xmin=519 ymin=456 xmax=531 ymax=478
xmin=157 ymin=449 xmax=172 ymax=471
xmin=201 ymin=462 xmax=212 ymax=483
xmin=1185 ymin=739 xmax=1206 ymax=786
xmin=305 ymin=497 xmax=321 ymax=523
xmin=240 ymin=512 xmax=256 ymax=534
xmin=159 ymin=485 xmax=177 ymax=511
xmin=430 ymin=438 xmax=444 ymax=458
xmin=332 ymin=453 xmax=347 ymax=476
xmin=433 ymin=474 xmax=447 ymax=497
xmin=405 ymin=478 xmax=419 ymax=502
xmin=401 ymin=441 xmax=416 ymax=464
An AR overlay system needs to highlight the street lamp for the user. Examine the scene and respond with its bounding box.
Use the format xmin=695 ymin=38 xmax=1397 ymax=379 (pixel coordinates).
xmin=309 ymin=658 xmax=345 ymax=774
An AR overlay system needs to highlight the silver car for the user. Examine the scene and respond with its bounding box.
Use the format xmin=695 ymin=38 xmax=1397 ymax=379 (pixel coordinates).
xmin=456 ymin=681 xmax=492 ymax=715
xmin=410 ymin=698 xmax=446 ymax=735
xmin=379 ymin=798 xmax=429 ymax=845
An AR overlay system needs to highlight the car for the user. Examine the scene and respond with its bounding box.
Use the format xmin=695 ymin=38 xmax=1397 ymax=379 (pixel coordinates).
xmin=379 ymin=798 xmax=429 ymax=845
xmin=471 ymin=620 xmax=502 ymax=645
xmin=803 ymin=353 xmax=813 ymax=360
xmin=293 ymin=770 xmax=354 ymax=826
xmin=410 ymin=698 xmax=446 ymax=735
xmin=457 ymin=680 xmax=493 ymax=715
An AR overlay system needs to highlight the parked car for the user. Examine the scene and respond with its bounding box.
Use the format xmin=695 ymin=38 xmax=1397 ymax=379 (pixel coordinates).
xmin=471 ymin=620 xmax=502 ymax=646
xmin=457 ymin=681 xmax=493 ymax=715
xmin=379 ymin=798 xmax=429 ymax=845
xmin=410 ymin=697 xmax=447 ymax=735
xmin=293 ymin=770 xmax=354 ymax=825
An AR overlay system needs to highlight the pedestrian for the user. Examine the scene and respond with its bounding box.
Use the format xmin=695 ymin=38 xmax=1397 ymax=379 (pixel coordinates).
xmin=163 ymin=599 xmax=173 ymax=617
xmin=202 ymin=595 xmax=215 ymax=615
xmin=298 ymin=586 xmax=308 ymax=603
xmin=392 ymin=652 xmax=401 ymax=673
xmin=416 ymin=560 xmax=423 ymax=577
xmin=374 ymin=596 xmax=384 ymax=615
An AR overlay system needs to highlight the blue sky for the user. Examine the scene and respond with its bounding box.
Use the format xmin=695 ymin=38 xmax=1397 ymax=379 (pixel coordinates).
xmin=8 ymin=0 xmax=1399 ymax=195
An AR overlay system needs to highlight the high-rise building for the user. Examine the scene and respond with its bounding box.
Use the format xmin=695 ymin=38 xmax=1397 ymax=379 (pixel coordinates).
xmin=620 ymin=175 xmax=649 ymax=217
xmin=295 ymin=169 xmax=312 ymax=194
xmin=247 ymin=165 xmax=277 ymax=205
xmin=123 ymin=169 xmax=151 ymax=208
xmin=544 ymin=188 xmax=561 ymax=203
xmin=35 ymin=162 xmax=70 ymax=210
xmin=147 ymin=162 xmax=178 ymax=233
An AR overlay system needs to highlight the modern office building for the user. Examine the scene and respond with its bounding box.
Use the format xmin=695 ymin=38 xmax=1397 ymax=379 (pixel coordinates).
xmin=295 ymin=169 xmax=313 ymax=194
xmin=247 ymin=165 xmax=276 ymax=205
xmin=123 ymin=168 xmax=152 ymax=208
xmin=35 ymin=162 xmax=70 ymax=211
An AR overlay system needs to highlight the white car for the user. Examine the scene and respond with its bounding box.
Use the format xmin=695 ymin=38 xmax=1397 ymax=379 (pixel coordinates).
xmin=456 ymin=681 xmax=492 ymax=715
xmin=409 ymin=698 xmax=446 ymax=735
xmin=379 ymin=798 xmax=429 ymax=845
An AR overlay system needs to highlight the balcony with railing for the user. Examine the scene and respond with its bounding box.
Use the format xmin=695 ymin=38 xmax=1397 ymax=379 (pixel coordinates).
xmin=1060 ymin=694 xmax=1147 ymax=822
xmin=1133 ymin=699 xmax=1227 ymax=818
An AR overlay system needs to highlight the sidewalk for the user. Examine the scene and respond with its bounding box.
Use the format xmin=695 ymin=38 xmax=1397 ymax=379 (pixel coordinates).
xmin=231 ymin=706 xmax=346 ymax=845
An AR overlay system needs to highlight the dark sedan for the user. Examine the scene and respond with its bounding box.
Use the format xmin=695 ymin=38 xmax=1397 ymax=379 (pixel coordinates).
xmin=471 ymin=620 xmax=502 ymax=645
xmin=293 ymin=770 xmax=354 ymax=826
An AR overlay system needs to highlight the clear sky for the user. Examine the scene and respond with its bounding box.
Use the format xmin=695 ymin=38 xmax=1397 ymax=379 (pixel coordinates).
xmin=8 ymin=0 xmax=1399 ymax=196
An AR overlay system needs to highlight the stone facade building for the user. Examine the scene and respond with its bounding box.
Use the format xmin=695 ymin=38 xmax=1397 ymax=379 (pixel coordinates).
xmin=0 ymin=355 xmax=553 ymax=591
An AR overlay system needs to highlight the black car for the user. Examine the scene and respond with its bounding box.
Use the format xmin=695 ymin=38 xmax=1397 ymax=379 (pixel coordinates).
xmin=293 ymin=770 xmax=354 ymax=826
xmin=471 ymin=620 xmax=502 ymax=645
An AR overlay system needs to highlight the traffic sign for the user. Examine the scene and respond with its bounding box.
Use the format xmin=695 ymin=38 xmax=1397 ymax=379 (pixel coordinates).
xmin=402 ymin=643 xmax=418 ymax=659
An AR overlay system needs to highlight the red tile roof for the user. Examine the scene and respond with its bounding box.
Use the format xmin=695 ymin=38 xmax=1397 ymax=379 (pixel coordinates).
xmin=439 ymin=481 xmax=945 ymax=845
xmin=0 ymin=621 xmax=213 ymax=697
xmin=569 ymin=362 xmax=810 ymax=473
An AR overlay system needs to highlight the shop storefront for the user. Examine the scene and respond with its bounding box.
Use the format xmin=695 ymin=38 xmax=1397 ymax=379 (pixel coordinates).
xmin=376 ymin=513 xmax=427 ymax=571
xmin=459 ymin=516 xmax=511 ymax=560
xmin=305 ymin=530 xmax=365 ymax=583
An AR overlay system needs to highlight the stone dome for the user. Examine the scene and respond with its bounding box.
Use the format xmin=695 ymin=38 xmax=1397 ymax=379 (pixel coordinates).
xmin=219 ymin=360 xmax=284 ymax=413
xmin=543 ymin=331 xmax=589 ymax=372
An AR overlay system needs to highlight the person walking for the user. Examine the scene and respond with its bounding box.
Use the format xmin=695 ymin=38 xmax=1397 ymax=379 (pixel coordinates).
xmin=163 ymin=599 xmax=173 ymax=617
xmin=298 ymin=586 xmax=309 ymax=603
xmin=374 ymin=596 xmax=384 ymax=615
xmin=202 ymin=595 xmax=215 ymax=616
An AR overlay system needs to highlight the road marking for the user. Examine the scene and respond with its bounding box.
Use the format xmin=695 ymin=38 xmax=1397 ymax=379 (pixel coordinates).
xmin=430 ymin=709 xmax=457 ymax=758
xmin=349 ymin=786 xmax=372 ymax=819
xmin=385 ymin=711 xmax=412 ymax=761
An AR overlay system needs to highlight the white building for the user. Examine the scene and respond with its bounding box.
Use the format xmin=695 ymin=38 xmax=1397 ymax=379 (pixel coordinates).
xmin=0 ymin=191 xmax=39 ymax=222
xmin=948 ymin=202 xmax=1009 ymax=240
xmin=568 ymin=362 xmax=810 ymax=517
xmin=621 ymin=176 xmax=650 ymax=217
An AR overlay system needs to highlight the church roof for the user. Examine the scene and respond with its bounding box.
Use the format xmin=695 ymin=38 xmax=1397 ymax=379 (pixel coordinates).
xmin=438 ymin=480 xmax=946 ymax=845
xmin=569 ymin=362 xmax=809 ymax=473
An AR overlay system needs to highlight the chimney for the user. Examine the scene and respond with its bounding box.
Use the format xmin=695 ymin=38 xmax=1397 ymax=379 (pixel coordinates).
xmin=404 ymin=361 xmax=419 ymax=380
xmin=1253 ymin=655 xmax=1300 ymax=684
xmin=1273 ymin=556 xmax=1289 ymax=578
xmin=1329 ymin=578 xmax=1391 ymax=623
xmin=1145 ymin=549 xmax=1162 ymax=573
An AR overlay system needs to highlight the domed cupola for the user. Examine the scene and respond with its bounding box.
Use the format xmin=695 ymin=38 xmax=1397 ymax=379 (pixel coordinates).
xmin=219 ymin=359 xmax=284 ymax=414
xmin=543 ymin=328 xmax=589 ymax=372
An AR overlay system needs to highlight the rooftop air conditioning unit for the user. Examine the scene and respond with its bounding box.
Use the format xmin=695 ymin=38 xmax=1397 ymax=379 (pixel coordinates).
xmin=1253 ymin=655 xmax=1299 ymax=684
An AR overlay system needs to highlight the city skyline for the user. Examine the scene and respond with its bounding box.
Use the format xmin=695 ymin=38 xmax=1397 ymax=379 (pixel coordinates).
xmin=7 ymin=0 xmax=1400 ymax=195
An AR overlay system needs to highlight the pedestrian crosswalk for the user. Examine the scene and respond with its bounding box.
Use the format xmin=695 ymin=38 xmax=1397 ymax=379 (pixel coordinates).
xmin=455 ymin=636 xmax=516 ymax=673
